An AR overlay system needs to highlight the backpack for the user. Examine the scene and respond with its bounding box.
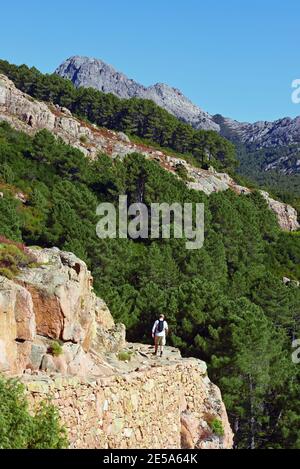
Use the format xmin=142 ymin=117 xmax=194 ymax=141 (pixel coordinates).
xmin=156 ymin=320 xmax=164 ymax=333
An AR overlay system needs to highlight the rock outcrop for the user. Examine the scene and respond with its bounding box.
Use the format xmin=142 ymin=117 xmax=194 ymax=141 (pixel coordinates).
xmin=167 ymin=157 xmax=300 ymax=231
xmin=0 ymin=74 xmax=298 ymax=231
xmin=55 ymin=56 xmax=220 ymax=132
xmin=0 ymin=247 xmax=125 ymax=376
xmin=0 ymin=246 xmax=233 ymax=449
xmin=260 ymin=191 xmax=300 ymax=231
xmin=0 ymin=276 xmax=35 ymax=373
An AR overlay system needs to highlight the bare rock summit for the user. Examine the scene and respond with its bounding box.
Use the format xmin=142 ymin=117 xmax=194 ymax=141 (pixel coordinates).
xmin=55 ymin=56 xmax=220 ymax=132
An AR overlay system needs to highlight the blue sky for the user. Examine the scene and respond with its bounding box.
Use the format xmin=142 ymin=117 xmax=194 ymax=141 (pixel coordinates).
xmin=1 ymin=0 xmax=300 ymax=122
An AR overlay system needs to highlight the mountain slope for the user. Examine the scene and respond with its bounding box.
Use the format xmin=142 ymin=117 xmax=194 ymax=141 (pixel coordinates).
xmin=214 ymin=114 xmax=300 ymax=148
xmin=0 ymin=73 xmax=298 ymax=231
xmin=55 ymin=56 xmax=300 ymax=175
xmin=214 ymin=114 xmax=300 ymax=175
xmin=1 ymin=70 xmax=300 ymax=448
xmin=55 ymin=56 xmax=220 ymax=132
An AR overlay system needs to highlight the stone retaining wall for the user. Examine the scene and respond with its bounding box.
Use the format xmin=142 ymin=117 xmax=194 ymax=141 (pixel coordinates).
xmin=24 ymin=358 xmax=233 ymax=449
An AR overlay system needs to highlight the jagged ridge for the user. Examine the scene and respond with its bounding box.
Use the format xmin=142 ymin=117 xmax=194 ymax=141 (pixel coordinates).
xmin=55 ymin=56 xmax=220 ymax=132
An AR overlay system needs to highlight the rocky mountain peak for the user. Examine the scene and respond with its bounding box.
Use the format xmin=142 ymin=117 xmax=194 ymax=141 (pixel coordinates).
xmin=55 ymin=56 xmax=300 ymax=174
xmin=55 ymin=56 xmax=220 ymax=132
xmin=56 ymin=56 xmax=144 ymax=97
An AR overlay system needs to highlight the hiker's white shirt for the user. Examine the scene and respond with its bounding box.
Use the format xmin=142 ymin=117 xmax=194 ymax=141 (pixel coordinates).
xmin=152 ymin=320 xmax=168 ymax=337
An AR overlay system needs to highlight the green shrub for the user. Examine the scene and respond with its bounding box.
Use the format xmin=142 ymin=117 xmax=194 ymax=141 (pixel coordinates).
xmin=0 ymin=267 xmax=15 ymax=279
xmin=49 ymin=341 xmax=63 ymax=357
xmin=209 ymin=418 xmax=224 ymax=437
xmin=117 ymin=351 xmax=133 ymax=362
xmin=175 ymin=163 xmax=192 ymax=182
xmin=0 ymin=244 xmax=32 ymax=279
xmin=0 ymin=375 xmax=68 ymax=448
xmin=79 ymin=135 xmax=88 ymax=144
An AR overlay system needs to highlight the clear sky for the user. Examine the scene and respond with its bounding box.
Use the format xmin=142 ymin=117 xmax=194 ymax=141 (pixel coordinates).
xmin=1 ymin=0 xmax=300 ymax=122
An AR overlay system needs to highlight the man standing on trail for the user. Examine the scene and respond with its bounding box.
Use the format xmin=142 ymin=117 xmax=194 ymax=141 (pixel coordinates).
xmin=152 ymin=314 xmax=168 ymax=357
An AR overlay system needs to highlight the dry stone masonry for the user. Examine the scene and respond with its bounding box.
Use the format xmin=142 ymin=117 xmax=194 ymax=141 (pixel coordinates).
xmin=23 ymin=358 xmax=233 ymax=449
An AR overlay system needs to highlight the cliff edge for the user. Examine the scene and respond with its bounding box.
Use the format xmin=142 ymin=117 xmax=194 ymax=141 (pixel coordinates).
xmin=0 ymin=246 xmax=233 ymax=449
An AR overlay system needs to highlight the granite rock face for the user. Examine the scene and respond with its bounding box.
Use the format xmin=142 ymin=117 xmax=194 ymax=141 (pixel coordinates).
xmin=55 ymin=56 xmax=220 ymax=131
xmin=0 ymin=247 xmax=125 ymax=376
xmin=261 ymin=191 xmax=300 ymax=231
xmin=0 ymin=276 xmax=35 ymax=373
xmin=17 ymin=248 xmax=96 ymax=346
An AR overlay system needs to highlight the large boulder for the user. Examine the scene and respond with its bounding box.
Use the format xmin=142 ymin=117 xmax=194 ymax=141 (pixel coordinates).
xmin=40 ymin=342 xmax=104 ymax=377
